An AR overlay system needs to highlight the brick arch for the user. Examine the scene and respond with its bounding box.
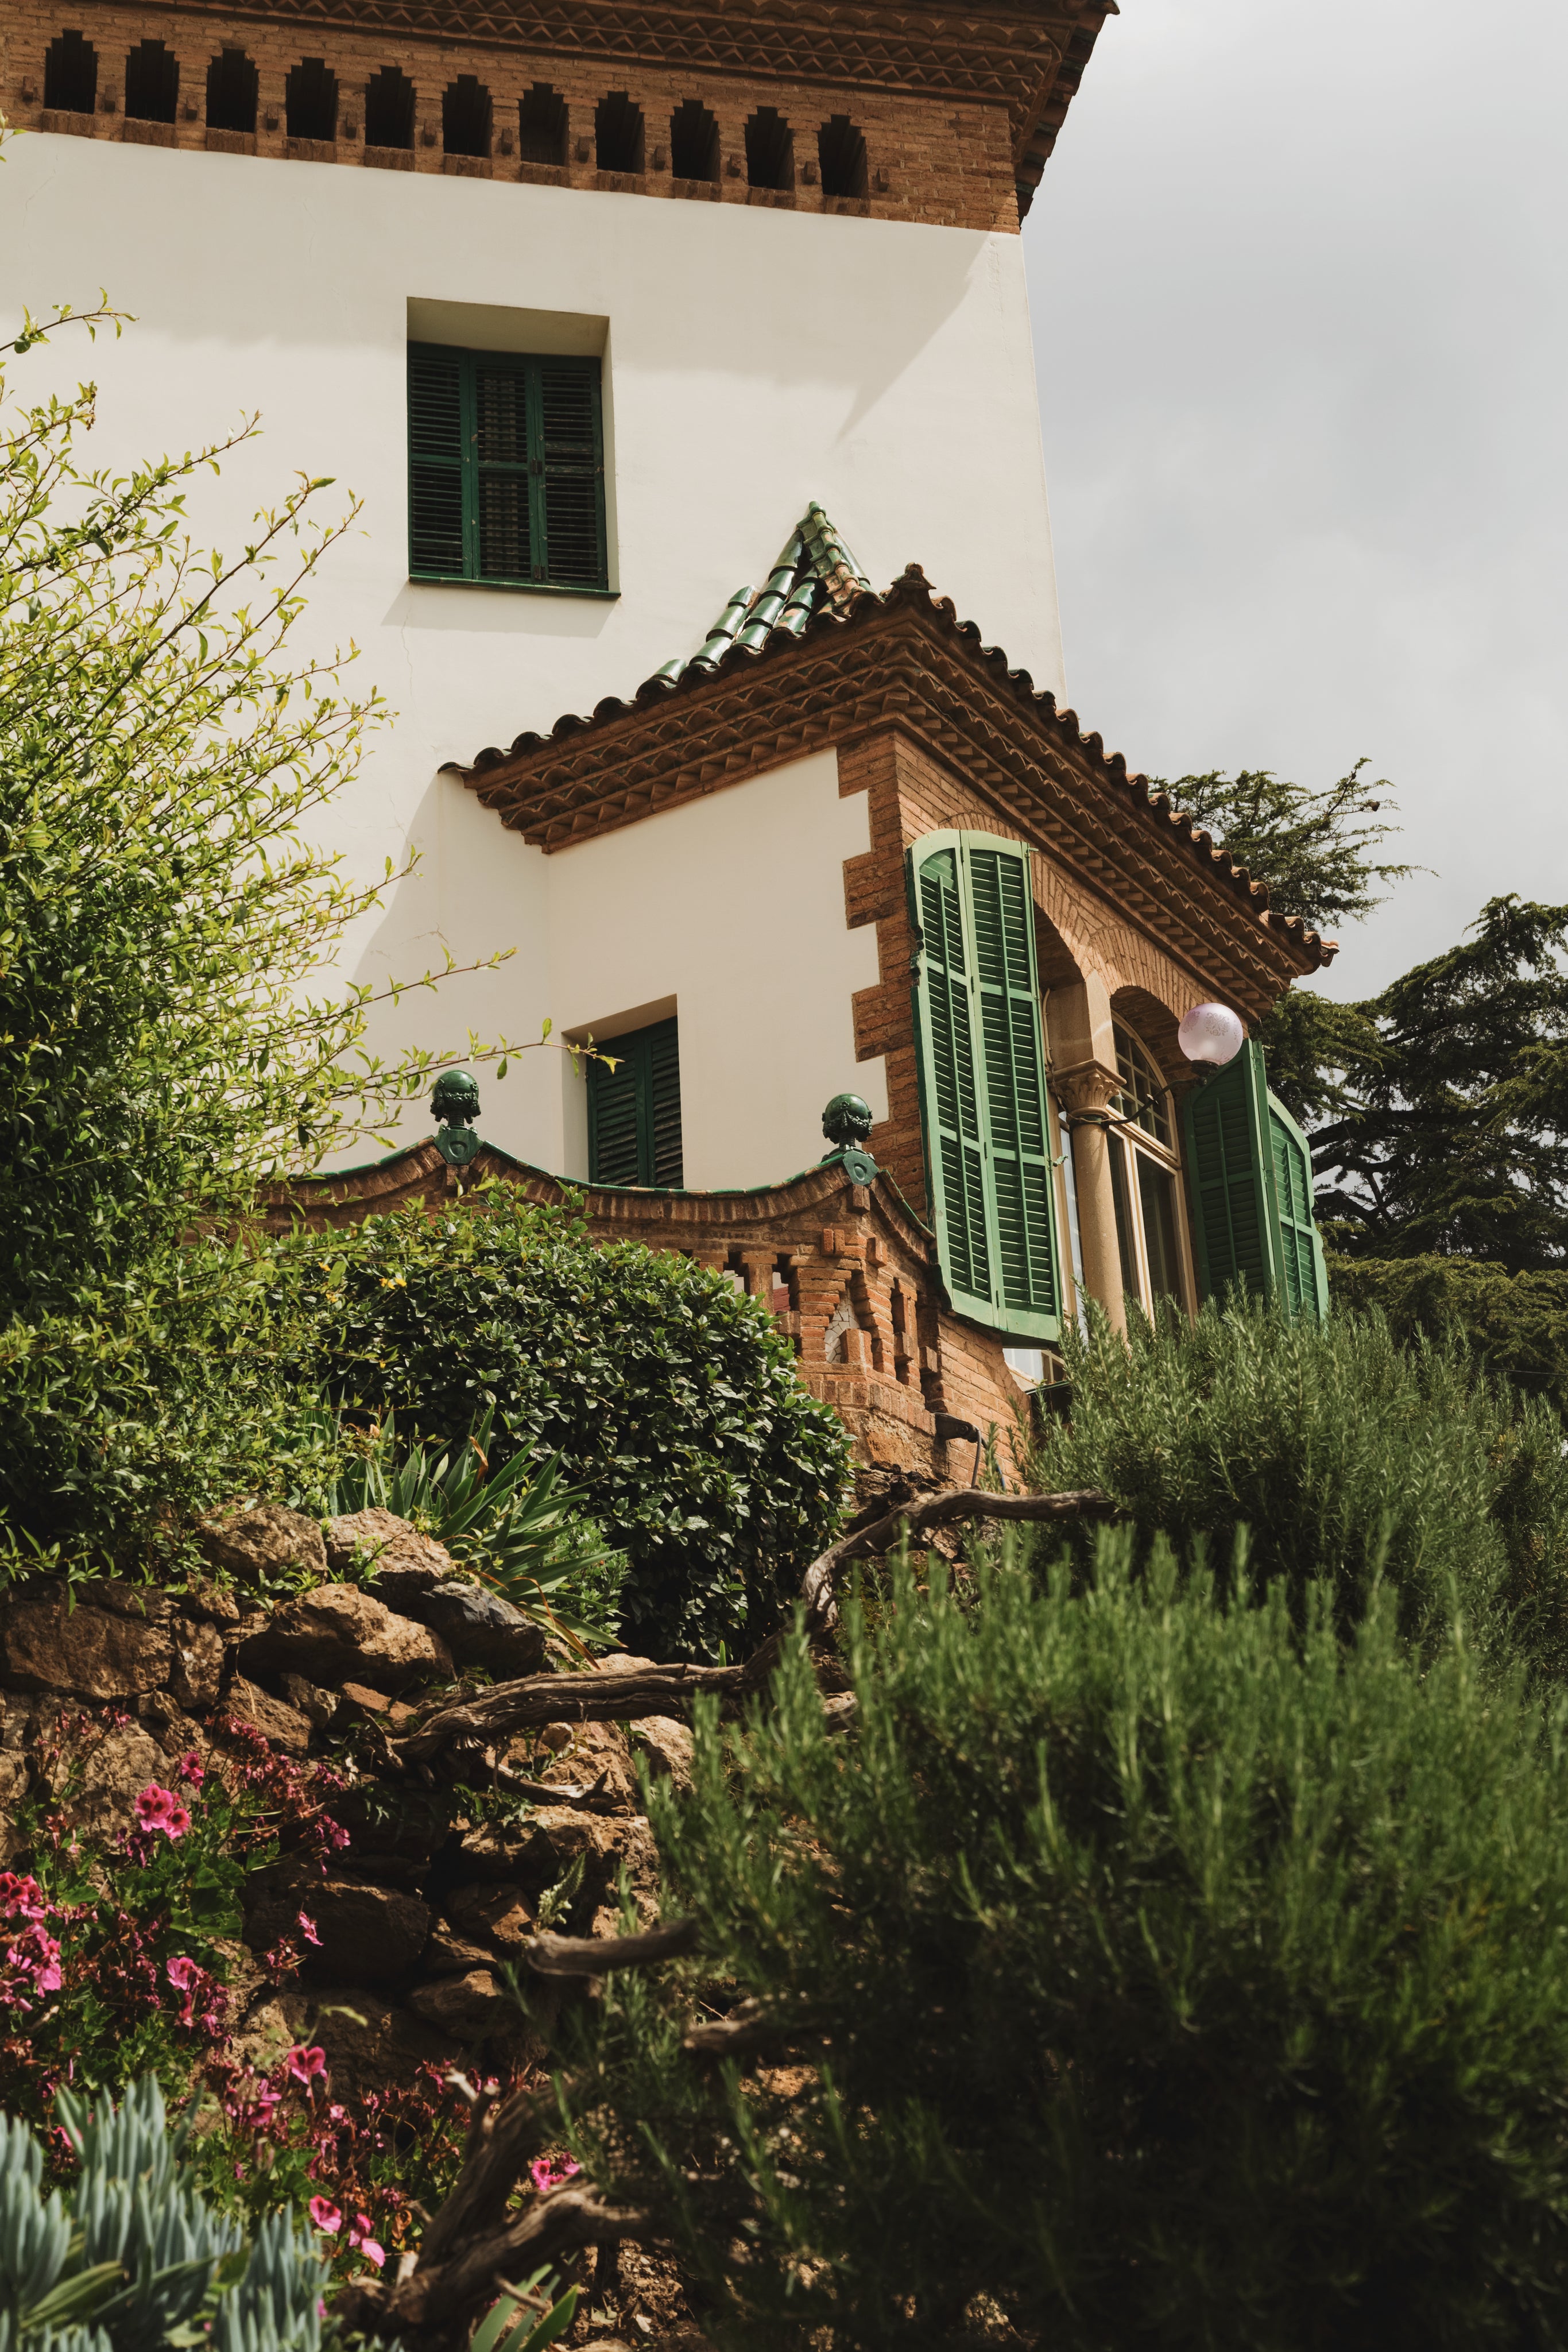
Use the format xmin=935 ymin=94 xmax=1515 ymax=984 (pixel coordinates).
xmin=1110 ymin=985 xmax=1184 ymax=1090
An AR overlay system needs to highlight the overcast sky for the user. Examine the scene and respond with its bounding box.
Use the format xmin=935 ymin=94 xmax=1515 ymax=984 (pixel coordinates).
xmin=1022 ymin=0 xmax=1567 ymax=1000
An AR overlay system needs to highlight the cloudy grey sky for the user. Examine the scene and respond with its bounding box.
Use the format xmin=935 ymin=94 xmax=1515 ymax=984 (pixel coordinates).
xmin=1023 ymin=0 xmax=1566 ymax=1000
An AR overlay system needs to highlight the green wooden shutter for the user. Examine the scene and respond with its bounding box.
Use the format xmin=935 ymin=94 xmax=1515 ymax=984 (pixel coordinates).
xmin=408 ymin=345 xmax=606 ymax=590
xmin=1182 ymin=1040 xmax=1329 ymax=1321
xmin=407 ymin=346 xmax=465 ymax=579
xmin=473 ymin=357 xmax=533 ymax=583
xmin=587 ymin=1018 xmax=682 ymax=1187
xmin=537 ymin=359 xmax=607 ymax=590
xmin=908 ymin=831 xmax=1063 ymax=1341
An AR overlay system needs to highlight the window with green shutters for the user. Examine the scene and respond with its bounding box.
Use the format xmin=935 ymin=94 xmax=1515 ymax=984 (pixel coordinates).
xmin=407 ymin=343 xmax=609 ymax=593
xmin=1182 ymin=1038 xmax=1329 ymax=1321
xmin=587 ymin=1018 xmax=682 ymax=1189
xmin=908 ymin=830 xmax=1064 ymax=1342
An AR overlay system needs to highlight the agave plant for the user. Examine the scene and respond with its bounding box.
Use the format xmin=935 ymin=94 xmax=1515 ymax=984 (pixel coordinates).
xmin=312 ymin=1407 xmax=625 ymax=1650
xmin=0 ymin=2079 xmax=327 ymax=2352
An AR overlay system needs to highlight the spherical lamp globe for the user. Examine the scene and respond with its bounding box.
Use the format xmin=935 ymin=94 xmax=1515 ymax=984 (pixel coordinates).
xmin=1177 ymin=1003 xmax=1246 ymax=1068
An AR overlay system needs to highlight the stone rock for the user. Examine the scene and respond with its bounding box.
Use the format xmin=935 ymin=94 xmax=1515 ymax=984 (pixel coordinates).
xmin=199 ymin=1504 xmax=327 ymax=1586
xmin=630 ymin=1717 xmax=695 ymax=1794
xmin=524 ymin=1719 xmax=640 ymax=1811
xmin=237 ymin=1585 xmax=452 ymax=1695
xmin=463 ymin=1808 xmax=659 ymax=1928
xmin=181 ymin=1579 xmax=242 ymax=1626
xmin=249 ymin=1871 xmax=430 ymax=1982
xmin=236 ymin=1986 xmax=458 ymax=2102
xmin=446 ymin=1880 xmax=535 ymax=1953
xmin=280 ymin=1673 xmax=338 ymax=1729
xmin=411 ymin=1582 xmax=547 ymax=1678
xmin=406 ymin=1967 xmax=510 ymax=2039
xmin=168 ymin=1617 xmax=226 ymax=1712
xmin=598 ymin=1653 xmax=659 ymax=1676
xmin=57 ymin=1722 xmax=168 ymax=1846
xmin=421 ymin=1918 xmax=496 ymax=1978
xmin=324 ymin=1508 xmax=455 ymax=1593
xmin=1 ymin=1590 xmax=172 ymax=1700
xmin=225 ymin=1674 xmax=313 ymax=1758
xmin=76 ymin=1580 xmax=173 ymax=1626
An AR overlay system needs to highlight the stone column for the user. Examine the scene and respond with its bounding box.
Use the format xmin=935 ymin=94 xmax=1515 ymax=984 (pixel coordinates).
xmin=1054 ymin=1059 xmax=1127 ymax=1335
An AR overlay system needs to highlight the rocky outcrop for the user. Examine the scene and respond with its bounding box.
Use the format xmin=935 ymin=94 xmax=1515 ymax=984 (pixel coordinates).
xmin=237 ymin=1584 xmax=453 ymax=1693
xmin=199 ymin=1504 xmax=328 ymax=1585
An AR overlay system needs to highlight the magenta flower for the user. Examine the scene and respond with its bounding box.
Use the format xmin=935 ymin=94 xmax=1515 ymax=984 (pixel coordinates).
xmin=0 ymin=1874 xmax=47 ymax=1924
xmin=528 ymin=2156 xmax=582 ymax=2198
xmin=175 ymin=1751 xmax=206 ymax=1788
xmin=297 ymin=1912 xmax=321 ymax=1947
xmin=286 ymin=2043 xmax=328 ymax=2087
xmin=134 ymin=1786 xmax=191 ymax=1840
xmin=166 ymin=1955 xmax=199 ymax=1990
xmin=308 ymin=2196 xmax=342 ymax=2234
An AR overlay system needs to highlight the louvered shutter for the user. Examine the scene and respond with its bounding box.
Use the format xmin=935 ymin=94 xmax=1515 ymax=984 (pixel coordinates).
xmin=909 ymin=833 xmax=1064 ymax=1341
xmin=587 ymin=1018 xmax=682 ymax=1187
xmin=537 ymin=359 xmax=607 ymax=590
xmin=1268 ymin=1097 xmax=1329 ymax=1322
xmin=1182 ymin=1040 xmax=1329 ymax=1321
xmin=473 ymin=358 xmax=532 ymax=583
xmin=408 ymin=346 xmax=466 ymax=579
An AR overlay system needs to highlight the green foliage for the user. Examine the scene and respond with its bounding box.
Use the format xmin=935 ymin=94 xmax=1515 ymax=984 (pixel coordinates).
xmin=469 ymin=2271 xmax=578 ymax=2352
xmin=0 ymin=2077 xmax=326 ymax=2352
xmin=296 ymin=1405 xmax=626 ymax=1648
xmin=280 ymin=1190 xmax=852 ymax=1658
xmin=1299 ymin=895 xmax=1568 ymax=1269
xmin=1328 ymin=1253 xmax=1568 ymax=1419
xmin=1153 ymin=759 xmax=1414 ymax=933
xmin=1031 ymin=1297 xmax=1568 ymax=1682
xmin=564 ymin=1548 xmax=1568 ymax=2351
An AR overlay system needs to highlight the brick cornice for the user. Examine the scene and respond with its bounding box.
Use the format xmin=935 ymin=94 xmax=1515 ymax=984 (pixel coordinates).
xmin=451 ymin=567 xmax=1331 ymax=1020
xmin=97 ymin=0 xmax=1110 ymax=185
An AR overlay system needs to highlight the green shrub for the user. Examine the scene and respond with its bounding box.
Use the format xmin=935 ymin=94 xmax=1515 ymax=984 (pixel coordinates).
xmin=279 ymin=1190 xmax=852 ymax=1658
xmin=1031 ymin=1297 xmax=1568 ymax=1682
xmin=1329 ymin=1252 xmax=1568 ymax=1417
xmin=563 ymin=1543 xmax=1568 ymax=2350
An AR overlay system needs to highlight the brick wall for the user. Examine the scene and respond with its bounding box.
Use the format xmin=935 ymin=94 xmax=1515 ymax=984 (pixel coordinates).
xmin=5 ymin=4 xmax=1021 ymax=233
xmin=272 ymin=1140 xmax=1040 ymax=1489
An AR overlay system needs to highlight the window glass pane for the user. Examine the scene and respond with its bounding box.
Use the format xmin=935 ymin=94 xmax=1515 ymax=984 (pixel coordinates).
xmin=1136 ymin=1152 xmax=1183 ymax=1305
xmin=1113 ymin=1020 xmax=1172 ymax=1147
xmin=1108 ymin=1133 xmax=1140 ymax=1306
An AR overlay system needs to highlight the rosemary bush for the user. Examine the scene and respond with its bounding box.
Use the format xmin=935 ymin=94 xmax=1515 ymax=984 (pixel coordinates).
xmin=564 ymin=1541 xmax=1568 ymax=2350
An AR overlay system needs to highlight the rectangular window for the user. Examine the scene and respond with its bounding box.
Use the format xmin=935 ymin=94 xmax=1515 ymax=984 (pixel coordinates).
xmin=407 ymin=342 xmax=608 ymax=593
xmin=587 ymin=1018 xmax=682 ymax=1187
xmin=1108 ymin=1133 xmax=1138 ymax=1304
xmin=1136 ymin=1154 xmax=1183 ymax=1305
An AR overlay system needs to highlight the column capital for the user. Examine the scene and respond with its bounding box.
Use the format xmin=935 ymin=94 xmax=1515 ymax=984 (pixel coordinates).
xmin=1052 ymin=1058 xmax=1122 ymax=1121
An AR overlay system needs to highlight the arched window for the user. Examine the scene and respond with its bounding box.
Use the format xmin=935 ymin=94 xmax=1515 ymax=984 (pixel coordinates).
xmin=818 ymin=115 xmax=866 ymax=198
xmin=745 ymin=106 xmax=793 ymax=190
xmin=285 ymin=59 xmax=337 ymax=144
xmin=364 ymin=67 xmax=414 ymax=150
xmin=125 ymin=40 xmax=177 ymax=123
xmin=206 ymin=49 xmax=257 ymax=134
xmin=595 ymin=91 xmax=643 ymax=173
xmin=443 ymin=75 xmax=491 ymax=158
xmin=517 ymin=83 xmax=566 ymax=165
xmin=44 ymin=30 xmax=97 ymax=114
xmin=669 ymin=99 xmax=718 ymax=182
xmin=1108 ymin=1020 xmax=1184 ymax=1311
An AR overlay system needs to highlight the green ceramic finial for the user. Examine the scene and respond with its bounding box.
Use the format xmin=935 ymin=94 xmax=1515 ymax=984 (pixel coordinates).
xmin=822 ymin=1092 xmax=873 ymax=1150
xmin=822 ymin=1093 xmax=877 ymax=1186
xmin=432 ymin=1067 xmax=482 ymax=1167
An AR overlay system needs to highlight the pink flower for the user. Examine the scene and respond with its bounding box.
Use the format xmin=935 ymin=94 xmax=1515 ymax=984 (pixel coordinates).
xmin=286 ymin=2044 xmax=327 ymax=2087
xmin=166 ymin=1955 xmax=199 ymax=1990
xmin=308 ymin=2197 xmax=342 ymax=2234
xmin=133 ymin=1786 xmax=191 ymax=1840
xmin=528 ymin=2156 xmax=582 ymax=2198
xmin=175 ymin=1751 xmax=206 ymax=1787
xmin=348 ymin=2216 xmax=385 ymax=2269
xmin=297 ymin=1912 xmax=321 ymax=1947
xmin=0 ymin=1874 xmax=47 ymax=1924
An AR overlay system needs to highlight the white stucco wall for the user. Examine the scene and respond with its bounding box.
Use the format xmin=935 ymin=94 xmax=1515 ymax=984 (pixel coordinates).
xmin=0 ymin=131 xmax=1056 ymax=1176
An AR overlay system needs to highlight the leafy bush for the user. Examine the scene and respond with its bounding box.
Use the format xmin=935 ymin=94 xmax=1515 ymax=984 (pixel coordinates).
xmin=1031 ymin=1297 xmax=1568 ymax=1682
xmin=0 ymin=2076 xmax=325 ymax=2352
xmin=563 ymin=1542 xmax=1568 ymax=2350
xmin=1329 ymin=1252 xmax=1568 ymax=1417
xmin=281 ymin=1192 xmax=851 ymax=1658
